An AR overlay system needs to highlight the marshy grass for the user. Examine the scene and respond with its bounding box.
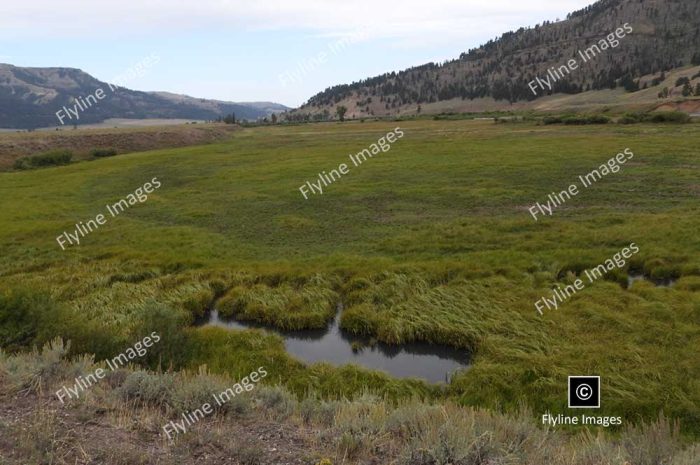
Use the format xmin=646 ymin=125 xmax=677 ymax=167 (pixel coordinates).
xmin=217 ymin=273 xmax=339 ymax=330
xmin=0 ymin=120 xmax=698 ymax=439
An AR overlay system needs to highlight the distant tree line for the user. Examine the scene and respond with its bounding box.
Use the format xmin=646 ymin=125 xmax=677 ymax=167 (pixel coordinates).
xmin=217 ymin=113 xmax=236 ymax=124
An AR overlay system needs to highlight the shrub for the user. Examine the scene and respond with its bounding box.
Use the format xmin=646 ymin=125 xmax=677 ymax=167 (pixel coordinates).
xmin=562 ymin=116 xmax=589 ymax=125
xmin=648 ymin=111 xmax=690 ymax=123
xmin=90 ymin=148 xmax=118 ymax=158
xmin=171 ymin=369 xmax=228 ymax=414
xmin=119 ymin=371 xmax=175 ymax=407
xmin=225 ymin=390 xmax=253 ymax=416
xmin=543 ymin=115 xmax=608 ymax=125
xmin=542 ymin=116 xmax=562 ymax=125
xmin=256 ymin=385 xmax=297 ymax=419
xmin=618 ymin=112 xmax=690 ymax=124
xmin=300 ymin=396 xmax=337 ymax=426
xmin=0 ymin=338 xmax=70 ymax=394
xmin=618 ymin=115 xmax=639 ymax=124
xmin=586 ymin=114 xmax=611 ymax=124
xmin=14 ymin=149 xmax=73 ymax=170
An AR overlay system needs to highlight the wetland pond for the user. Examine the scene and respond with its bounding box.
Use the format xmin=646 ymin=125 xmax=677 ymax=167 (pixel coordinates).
xmin=205 ymin=307 xmax=470 ymax=384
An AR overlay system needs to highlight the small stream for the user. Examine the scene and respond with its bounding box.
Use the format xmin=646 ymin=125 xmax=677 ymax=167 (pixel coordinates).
xmin=205 ymin=307 xmax=470 ymax=384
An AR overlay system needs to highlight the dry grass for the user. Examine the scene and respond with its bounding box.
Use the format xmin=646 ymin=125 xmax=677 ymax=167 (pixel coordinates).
xmin=0 ymin=341 xmax=697 ymax=464
xmin=0 ymin=123 xmax=237 ymax=171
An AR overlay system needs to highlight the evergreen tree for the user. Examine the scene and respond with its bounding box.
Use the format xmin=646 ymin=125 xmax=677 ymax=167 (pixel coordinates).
xmin=682 ymin=82 xmax=693 ymax=97
xmin=621 ymin=74 xmax=639 ymax=92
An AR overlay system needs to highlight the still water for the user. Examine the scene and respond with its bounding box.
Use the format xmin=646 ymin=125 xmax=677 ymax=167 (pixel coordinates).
xmin=627 ymin=274 xmax=676 ymax=288
xmin=206 ymin=308 xmax=470 ymax=384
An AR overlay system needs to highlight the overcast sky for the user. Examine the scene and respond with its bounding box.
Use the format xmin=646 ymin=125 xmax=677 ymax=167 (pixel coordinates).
xmin=0 ymin=0 xmax=594 ymax=107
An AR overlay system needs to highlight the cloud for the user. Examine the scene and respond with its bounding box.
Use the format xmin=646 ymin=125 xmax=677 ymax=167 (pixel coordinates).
xmin=0 ymin=0 xmax=594 ymax=45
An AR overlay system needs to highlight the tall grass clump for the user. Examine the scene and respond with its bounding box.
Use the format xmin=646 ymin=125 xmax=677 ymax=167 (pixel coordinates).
xmin=217 ymin=274 xmax=338 ymax=330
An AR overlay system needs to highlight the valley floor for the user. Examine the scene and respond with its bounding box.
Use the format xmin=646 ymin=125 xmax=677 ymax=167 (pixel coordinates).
xmin=0 ymin=118 xmax=699 ymax=461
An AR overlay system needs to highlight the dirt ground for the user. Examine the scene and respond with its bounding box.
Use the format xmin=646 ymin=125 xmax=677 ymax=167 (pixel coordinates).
xmin=0 ymin=387 xmax=325 ymax=465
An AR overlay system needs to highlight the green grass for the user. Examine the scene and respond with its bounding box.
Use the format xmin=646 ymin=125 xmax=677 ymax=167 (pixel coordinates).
xmin=0 ymin=119 xmax=698 ymax=436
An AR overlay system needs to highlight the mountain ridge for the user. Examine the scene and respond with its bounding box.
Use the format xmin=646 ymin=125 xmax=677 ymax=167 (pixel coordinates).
xmin=292 ymin=0 xmax=700 ymax=119
xmin=0 ymin=64 xmax=289 ymax=129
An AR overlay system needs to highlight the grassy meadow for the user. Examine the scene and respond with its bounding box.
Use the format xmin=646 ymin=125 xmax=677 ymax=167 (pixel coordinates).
xmin=0 ymin=119 xmax=699 ymax=438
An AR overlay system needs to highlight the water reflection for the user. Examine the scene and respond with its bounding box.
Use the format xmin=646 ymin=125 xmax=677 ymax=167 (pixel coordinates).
xmin=205 ymin=308 xmax=470 ymax=384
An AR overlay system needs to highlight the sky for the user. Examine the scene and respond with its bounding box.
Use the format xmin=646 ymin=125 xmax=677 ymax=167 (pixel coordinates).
xmin=0 ymin=0 xmax=595 ymax=108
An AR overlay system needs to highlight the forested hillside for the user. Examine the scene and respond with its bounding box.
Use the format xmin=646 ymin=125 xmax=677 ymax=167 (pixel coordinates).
xmin=295 ymin=0 xmax=700 ymax=118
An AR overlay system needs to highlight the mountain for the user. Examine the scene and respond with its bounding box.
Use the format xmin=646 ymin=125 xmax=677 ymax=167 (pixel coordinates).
xmin=294 ymin=0 xmax=700 ymax=119
xmin=0 ymin=64 xmax=289 ymax=129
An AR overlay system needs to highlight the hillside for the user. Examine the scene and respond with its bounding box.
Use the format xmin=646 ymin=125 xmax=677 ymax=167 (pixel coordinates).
xmin=293 ymin=0 xmax=700 ymax=119
xmin=0 ymin=64 xmax=288 ymax=129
